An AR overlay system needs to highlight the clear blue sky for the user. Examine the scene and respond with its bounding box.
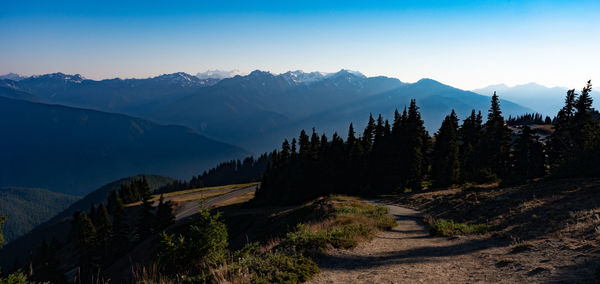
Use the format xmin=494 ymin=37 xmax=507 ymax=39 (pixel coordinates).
xmin=1 ymin=0 xmax=598 ymax=89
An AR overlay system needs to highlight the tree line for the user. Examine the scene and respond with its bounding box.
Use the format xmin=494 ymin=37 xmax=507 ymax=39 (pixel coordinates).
xmin=157 ymin=153 xmax=271 ymax=194
xmin=506 ymin=112 xmax=552 ymax=126
xmin=254 ymin=81 xmax=598 ymax=205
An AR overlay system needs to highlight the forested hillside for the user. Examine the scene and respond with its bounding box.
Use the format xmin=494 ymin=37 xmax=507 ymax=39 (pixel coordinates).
xmin=0 ymin=187 xmax=79 ymax=243
xmin=0 ymin=175 xmax=174 ymax=268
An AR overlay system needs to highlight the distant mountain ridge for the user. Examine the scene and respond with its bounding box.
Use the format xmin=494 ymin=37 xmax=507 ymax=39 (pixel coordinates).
xmin=473 ymin=83 xmax=570 ymax=116
xmin=2 ymin=70 xmax=532 ymax=152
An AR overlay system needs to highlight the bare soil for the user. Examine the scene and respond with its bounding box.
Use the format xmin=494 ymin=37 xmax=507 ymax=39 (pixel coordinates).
xmin=311 ymin=197 xmax=598 ymax=283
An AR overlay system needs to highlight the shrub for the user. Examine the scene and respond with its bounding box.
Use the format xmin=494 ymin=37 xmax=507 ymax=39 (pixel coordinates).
xmin=158 ymin=209 xmax=228 ymax=275
xmin=247 ymin=253 xmax=319 ymax=283
xmin=427 ymin=218 xmax=487 ymax=236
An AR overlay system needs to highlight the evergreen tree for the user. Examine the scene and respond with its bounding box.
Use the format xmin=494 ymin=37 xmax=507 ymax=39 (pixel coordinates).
xmin=310 ymin=128 xmax=321 ymax=159
xmin=431 ymin=110 xmax=460 ymax=187
xmin=107 ymin=190 xmax=125 ymax=217
xmin=404 ymin=99 xmax=428 ymax=190
xmin=459 ymin=110 xmax=486 ymax=182
xmin=138 ymin=177 xmax=152 ymax=201
xmin=75 ymin=213 xmax=96 ymax=255
xmin=549 ymin=89 xmax=578 ymax=166
xmin=482 ymin=92 xmax=511 ymax=179
xmin=374 ymin=114 xmax=385 ymax=147
xmin=573 ymin=80 xmax=598 ymax=151
xmin=156 ymin=194 xmax=175 ymax=231
xmin=298 ymin=130 xmax=310 ymax=158
xmin=0 ymin=215 xmax=5 ymax=247
xmin=347 ymin=123 xmax=357 ymax=148
xmin=362 ymin=114 xmax=376 ymax=152
xmin=95 ymin=204 xmax=113 ymax=259
xmin=291 ymin=138 xmax=297 ymax=155
xmin=280 ymin=139 xmax=291 ymax=161
xmin=511 ymin=126 xmax=546 ymax=182
xmin=137 ymin=194 xmax=155 ymax=239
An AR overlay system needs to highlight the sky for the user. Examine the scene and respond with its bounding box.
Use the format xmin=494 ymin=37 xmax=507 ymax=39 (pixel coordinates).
xmin=1 ymin=0 xmax=599 ymax=90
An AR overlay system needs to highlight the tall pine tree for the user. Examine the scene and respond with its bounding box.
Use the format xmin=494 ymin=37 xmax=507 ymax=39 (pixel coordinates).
xmin=431 ymin=110 xmax=460 ymax=187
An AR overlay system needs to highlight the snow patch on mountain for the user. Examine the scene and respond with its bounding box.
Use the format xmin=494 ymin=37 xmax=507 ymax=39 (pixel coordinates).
xmin=196 ymin=69 xmax=242 ymax=80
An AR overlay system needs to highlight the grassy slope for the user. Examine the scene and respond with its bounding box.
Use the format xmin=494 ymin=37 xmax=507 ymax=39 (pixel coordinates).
xmin=0 ymin=187 xmax=80 ymax=243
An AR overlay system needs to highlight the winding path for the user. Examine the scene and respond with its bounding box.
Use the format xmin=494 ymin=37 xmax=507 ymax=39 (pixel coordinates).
xmin=310 ymin=204 xmax=526 ymax=283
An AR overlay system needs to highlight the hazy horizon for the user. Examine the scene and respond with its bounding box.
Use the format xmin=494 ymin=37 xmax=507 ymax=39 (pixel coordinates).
xmin=1 ymin=0 xmax=599 ymax=90
xmin=0 ymin=69 xmax=578 ymax=91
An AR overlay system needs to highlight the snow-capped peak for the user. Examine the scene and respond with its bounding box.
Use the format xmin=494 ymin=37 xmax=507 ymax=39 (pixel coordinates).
xmin=196 ymin=69 xmax=241 ymax=80
xmin=279 ymin=70 xmax=325 ymax=85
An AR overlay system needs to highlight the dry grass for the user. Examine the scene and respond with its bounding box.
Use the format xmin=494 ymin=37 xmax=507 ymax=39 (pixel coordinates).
xmin=169 ymin=190 xmax=233 ymax=203
xmin=212 ymin=191 xmax=255 ymax=208
xmin=159 ymin=182 xmax=259 ymax=199
xmin=125 ymin=182 xmax=259 ymax=206
xmin=278 ymin=196 xmax=397 ymax=254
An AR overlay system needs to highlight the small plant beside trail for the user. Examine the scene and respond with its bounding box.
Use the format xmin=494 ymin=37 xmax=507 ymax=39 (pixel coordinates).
xmin=278 ymin=196 xmax=397 ymax=255
xmin=426 ymin=216 xmax=487 ymax=236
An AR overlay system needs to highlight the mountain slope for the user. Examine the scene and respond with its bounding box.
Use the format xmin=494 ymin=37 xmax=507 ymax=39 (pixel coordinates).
xmin=0 ymin=175 xmax=173 ymax=268
xmin=473 ymin=83 xmax=568 ymax=116
xmin=250 ymin=78 xmax=533 ymax=149
xmin=150 ymin=70 xmax=405 ymax=149
xmin=0 ymin=94 xmax=248 ymax=196
xmin=0 ymin=187 xmax=79 ymax=243
xmin=3 ymin=70 xmax=532 ymax=153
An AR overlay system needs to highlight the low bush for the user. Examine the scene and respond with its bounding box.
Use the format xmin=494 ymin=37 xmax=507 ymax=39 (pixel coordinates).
xmin=279 ymin=198 xmax=396 ymax=254
xmin=427 ymin=218 xmax=487 ymax=236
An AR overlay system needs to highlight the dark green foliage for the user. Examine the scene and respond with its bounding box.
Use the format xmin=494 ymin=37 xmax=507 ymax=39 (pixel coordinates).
xmin=255 ymin=100 xmax=430 ymax=205
xmin=403 ymin=100 xmax=429 ymax=191
xmin=507 ymin=126 xmax=546 ymax=183
xmin=459 ymin=110 xmax=488 ymax=182
xmin=427 ymin=218 xmax=487 ymax=236
xmin=136 ymin=194 xmax=155 ymax=239
xmin=30 ymin=239 xmax=65 ymax=284
xmin=156 ymin=195 xmax=175 ymax=231
xmin=506 ymin=112 xmax=547 ymax=126
xmin=0 ymin=269 xmax=45 ymax=284
xmin=0 ymin=215 xmax=5 ymax=246
xmin=482 ymin=92 xmax=512 ymax=178
xmin=95 ymin=204 xmax=112 ymax=258
xmin=74 ymin=213 xmax=96 ymax=252
xmin=0 ymin=188 xmax=79 ymax=243
xmin=0 ymin=175 xmax=174 ymax=280
xmin=550 ymin=81 xmax=600 ymax=177
xmin=432 ymin=110 xmax=461 ymax=187
xmin=117 ymin=177 xmax=152 ymax=204
xmin=245 ymin=253 xmax=319 ymax=283
xmin=158 ymin=209 xmax=228 ymax=275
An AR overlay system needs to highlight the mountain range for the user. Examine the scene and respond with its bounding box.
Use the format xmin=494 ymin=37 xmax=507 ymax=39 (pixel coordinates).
xmin=0 ymin=91 xmax=247 ymax=196
xmin=1 ymin=70 xmax=533 ymax=152
xmin=473 ymin=83 xmax=570 ymax=116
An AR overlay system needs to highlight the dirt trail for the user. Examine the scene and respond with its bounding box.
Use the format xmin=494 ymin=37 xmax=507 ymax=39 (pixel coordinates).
xmin=311 ymin=204 xmax=547 ymax=283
